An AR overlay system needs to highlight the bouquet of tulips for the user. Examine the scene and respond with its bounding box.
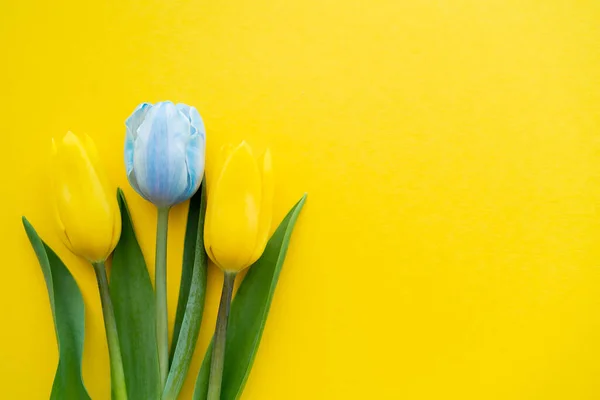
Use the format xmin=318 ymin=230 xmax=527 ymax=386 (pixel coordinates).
xmin=22 ymin=101 xmax=306 ymax=400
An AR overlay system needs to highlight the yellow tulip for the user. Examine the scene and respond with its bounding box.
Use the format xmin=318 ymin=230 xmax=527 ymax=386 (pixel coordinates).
xmin=204 ymin=141 xmax=274 ymax=272
xmin=52 ymin=131 xmax=121 ymax=262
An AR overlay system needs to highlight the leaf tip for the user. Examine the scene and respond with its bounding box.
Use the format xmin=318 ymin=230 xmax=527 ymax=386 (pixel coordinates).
xmin=116 ymin=188 xmax=130 ymax=214
xmin=296 ymin=193 xmax=308 ymax=209
xmin=22 ymin=216 xmax=33 ymax=231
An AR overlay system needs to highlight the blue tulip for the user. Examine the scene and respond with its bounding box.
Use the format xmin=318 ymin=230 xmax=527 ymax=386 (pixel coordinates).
xmin=125 ymin=101 xmax=206 ymax=208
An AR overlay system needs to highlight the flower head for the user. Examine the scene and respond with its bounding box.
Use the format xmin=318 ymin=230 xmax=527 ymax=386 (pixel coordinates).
xmin=204 ymin=141 xmax=274 ymax=272
xmin=52 ymin=132 xmax=121 ymax=262
xmin=125 ymin=101 xmax=206 ymax=208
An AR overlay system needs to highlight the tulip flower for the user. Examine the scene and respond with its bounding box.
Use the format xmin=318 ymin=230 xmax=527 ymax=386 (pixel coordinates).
xmin=52 ymin=132 xmax=127 ymax=400
xmin=52 ymin=132 xmax=121 ymax=263
xmin=203 ymin=141 xmax=273 ymax=400
xmin=124 ymin=101 xmax=206 ymax=387
xmin=124 ymin=101 xmax=205 ymax=208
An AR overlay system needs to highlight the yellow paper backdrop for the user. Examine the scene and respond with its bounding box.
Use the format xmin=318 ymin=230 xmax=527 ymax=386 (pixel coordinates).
xmin=2 ymin=0 xmax=600 ymax=398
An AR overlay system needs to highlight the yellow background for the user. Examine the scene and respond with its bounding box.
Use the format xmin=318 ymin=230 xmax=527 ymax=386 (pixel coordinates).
xmin=2 ymin=0 xmax=600 ymax=398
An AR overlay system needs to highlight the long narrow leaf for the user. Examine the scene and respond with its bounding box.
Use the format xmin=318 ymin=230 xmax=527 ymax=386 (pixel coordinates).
xmin=22 ymin=217 xmax=91 ymax=400
xmin=193 ymin=194 xmax=307 ymax=400
xmin=163 ymin=182 xmax=208 ymax=400
xmin=110 ymin=189 xmax=160 ymax=400
xmin=170 ymin=182 xmax=205 ymax=362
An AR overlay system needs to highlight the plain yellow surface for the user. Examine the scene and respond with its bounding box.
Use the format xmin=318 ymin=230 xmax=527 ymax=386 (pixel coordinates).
xmin=2 ymin=0 xmax=600 ymax=399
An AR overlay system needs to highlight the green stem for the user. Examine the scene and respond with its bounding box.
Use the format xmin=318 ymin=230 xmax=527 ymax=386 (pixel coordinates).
xmin=92 ymin=261 xmax=128 ymax=400
xmin=207 ymin=272 xmax=237 ymax=400
xmin=156 ymin=207 xmax=170 ymax=389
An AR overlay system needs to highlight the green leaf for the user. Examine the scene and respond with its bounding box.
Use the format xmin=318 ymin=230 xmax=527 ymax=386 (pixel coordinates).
xmin=22 ymin=217 xmax=91 ymax=400
xmin=110 ymin=189 xmax=161 ymax=400
xmin=170 ymin=181 xmax=206 ymax=362
xmin=193 ymin=194 xmax=307 ymax=400
xmin=163 ymin=182 xmax=208 ymax=400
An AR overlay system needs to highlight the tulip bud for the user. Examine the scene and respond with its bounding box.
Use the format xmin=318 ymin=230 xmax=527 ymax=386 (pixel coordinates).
xmin=124 ymin=101 xmax=206 ymax=208
xmin=204 ymin=141 xmax=274 ymax=272
xmin=52 ymin=132 xmax=122 ymax=262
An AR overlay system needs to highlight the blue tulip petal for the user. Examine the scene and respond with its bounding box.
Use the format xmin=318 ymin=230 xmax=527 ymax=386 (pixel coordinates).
xmin=126 ymin=169 xmax=149 ymax=202
xmin=125 ymin=103 xmax=152 ymax=175
xmin=124 ymin=135 xmax=136 ymax=176
xmin=176 ymin=104 xmax=206 ymax=140
xmin=175 ymin=103 xmax=191 ymax=119
xmin=176 ymin=132 xmax=205 ymax=203
xmin=126 ymin=102 xmax=153 ymax=138
xmin=133 ymin=102 xmax=190 ymax=207
xmin=189 ymin=106 xmax=206 ymax=141
xmin=175 ymin=104 xmax=206 ymax=202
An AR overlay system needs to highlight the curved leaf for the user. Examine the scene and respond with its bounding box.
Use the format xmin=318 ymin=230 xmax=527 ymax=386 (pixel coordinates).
xmin=163 ymin=182 xmax=208 ymax=400
xmin=193 ymin=194 xmax=307 ymax=400
xmin=170 ymin=181 xmax=206 ymax=362
xmin=110 ymin=189 xmax=160 ymax=400
xmin=22 ymin=217 xmax=91 ymax=400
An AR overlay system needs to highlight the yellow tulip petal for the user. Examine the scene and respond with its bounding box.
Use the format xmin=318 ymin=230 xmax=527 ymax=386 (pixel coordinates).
xmin=78 ymin=132 xmax=100 ymax=166
xmin=108 ymin=201 xmax=122 ymax=255
xmin=204 ymin=143 xmax=234 ymax=260
xmin=53 ymin=132 xmax=117 ymax=262
xmin=78 ymin=132 xmax=116 ymax=201
xmin=53 ymin=201 xmax=75 ymax=254
xmin=247 ymin=148 xmax=274 ymax=266
xmin=204 ymin=141 xmax=262 ymax=272
xmin=51 ymin=138 xmax=72 ymax=251
xmin=207 ymin=143 xmax=233 ymax=192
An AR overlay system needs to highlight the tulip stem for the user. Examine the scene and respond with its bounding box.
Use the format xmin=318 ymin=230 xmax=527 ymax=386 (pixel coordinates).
xmin=156 ymin=207 xmax=170 ymax=390
xmin=92 ymin=261 xmax=128 ymax=400
xmin=207 ymin=272 xmax=237 ymax=400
